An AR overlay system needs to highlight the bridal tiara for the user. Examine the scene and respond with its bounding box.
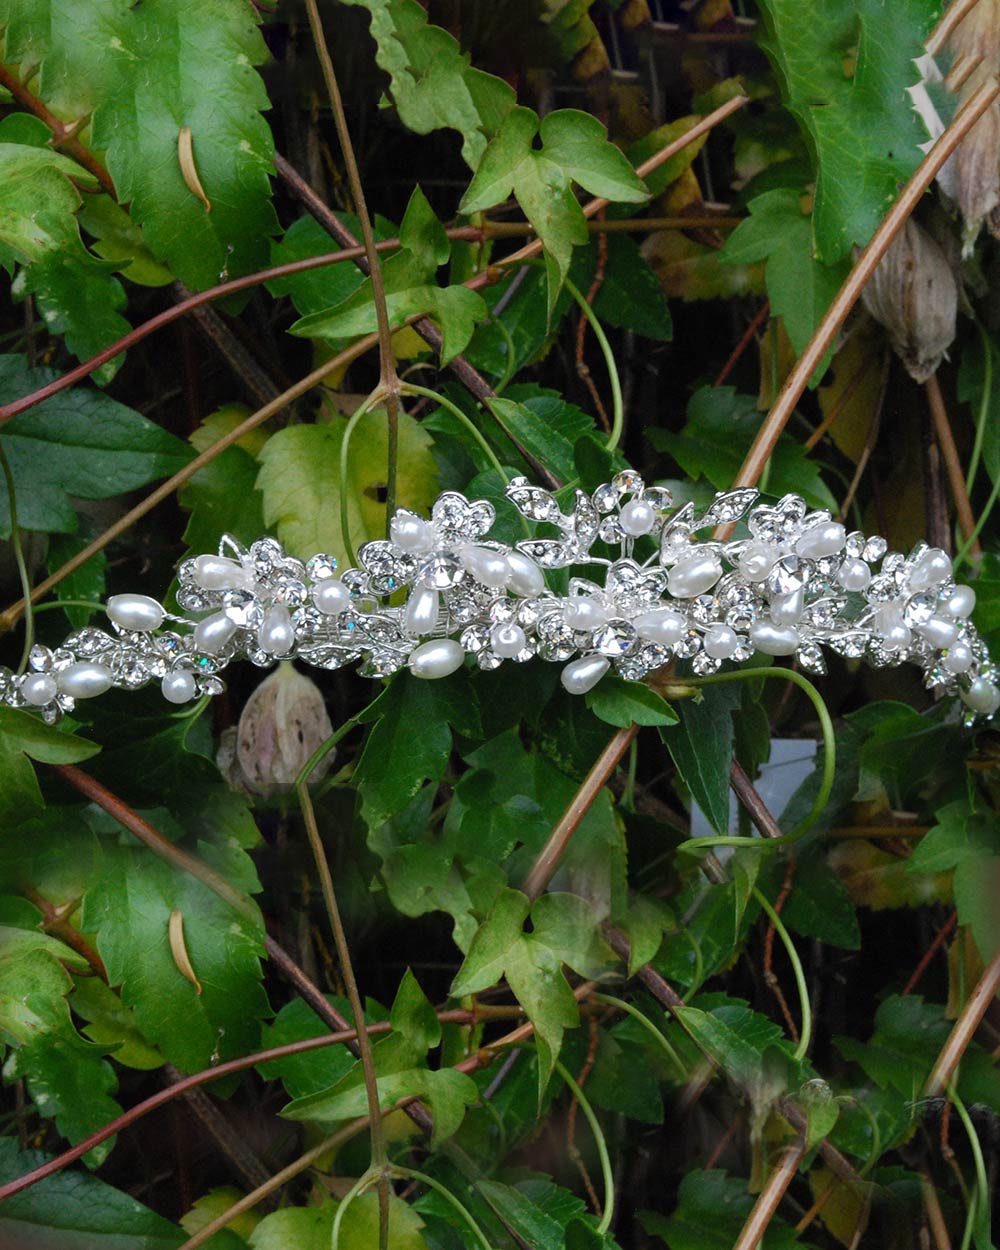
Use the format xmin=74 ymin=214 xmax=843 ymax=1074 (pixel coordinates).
xmin=4 ymin=471 xmax=997 ymax=725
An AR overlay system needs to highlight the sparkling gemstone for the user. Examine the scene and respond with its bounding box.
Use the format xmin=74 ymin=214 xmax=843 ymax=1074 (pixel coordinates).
xmin=675 ymin=629 xmax=702 ymax=659
xmin=692 ymin=652 xmax=722 ymax=675
xmin=766 ymin=556 xmax=811 ymax=596
xmin=796 ymin=643 xmax=827 ymax=675
xmin=599 ymin=517 xmax=625 ymax=544
xmin=222 ymin=589 xmax=262 ymax=626
xmin=419 ymin=552 xmax=465 ymax=589
xmin=593 ymin=619 xmax=636 ymax=657
xmin=307 ymin=553 xmax=339 ymax=580
xmin=592 ymin=483 xmax=620 ymax=513
xmin=699 ymin=488 xmax=758 ymax=527
xmin=903 ymin=593 xmax=936 ymax=627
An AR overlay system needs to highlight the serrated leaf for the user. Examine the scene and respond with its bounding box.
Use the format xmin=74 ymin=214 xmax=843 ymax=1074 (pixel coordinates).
xmin=69 ymin=975 xmax=164 ymax=1071
xmin=256 ymin=996 xmax=367 ymax=1101
xmin=639 ymin=1168 xmax=805 ymax=1250
xmin=662 ymin=682 xmax=742 ymax=835
xmin=0 ymin=706 xmax=100 ymax=828
xmin=249 ymin=1205 xmax=335 ymax=1250
xmin=334 ymin=1193 xmax=430 ymax=1250
xmin=476 ymin=1180 xmax=567 ymax=1250
xmin=587 ymin=675 xmax=678 ymax=728
xmin=591 ymin=233 xmax=672 ymax=341
xmin=0 ymin=354 xmax=193 ymax=537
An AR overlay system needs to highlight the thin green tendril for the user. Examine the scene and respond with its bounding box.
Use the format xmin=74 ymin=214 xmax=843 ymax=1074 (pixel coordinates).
xmin=552 ymin=1057 xmax=615 ymax=1235
xmin=0 ymin=442 xmax=33 ymax=675
xmin=752 ymin=886 xmax=811 ymax=1061
xmin=593 ymin=992 xmax=686 ymax=1078
xmin=948 ymin=1082 xmax=991 ymax=1250
xmin=338 ymin=386 xmax=389 ymax=567
xmin=563 ymin=275 xmax=624 ymax=453
xmin=391 ymin=1166 xmax=492 ymax=1250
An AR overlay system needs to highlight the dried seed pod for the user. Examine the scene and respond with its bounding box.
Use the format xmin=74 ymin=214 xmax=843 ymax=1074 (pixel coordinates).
xmin=228 ymin=663 xmax=334 ymax=796
xmin=861 ymin=218 xmax=957 ymax=382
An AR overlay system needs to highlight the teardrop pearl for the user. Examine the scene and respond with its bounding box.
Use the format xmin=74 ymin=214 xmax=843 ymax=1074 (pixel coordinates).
xmin=409 ymin=638 xmax=465 ymax=679
xmin=564 ymin=597 xmax=609 ymax=631
xmin=193 ymin=611 xmax=238 ymax=655
xmin=404 ymin=586 xmax=440 ymax=637
xmin=312 ymin=578 xmax=350 ymax=616
xmin=942 ymin=585 xmax=976 ymax=618
xmin=21 ymin=673 xmax=58 ymax=706
xmin=770 ymin=588 xmax=804 ymax=625
xmin=107 ymin=593 xmax=165 ymax=632
xmin=560 ymin=654 xmax=610 ymax=695
xmin=909 ymin=547 xmax=952 ymax=590
xmin=962 ymin=677 xmax=1000 ymax=715
xmin=944 ymin=642 xmax=974 ymax=674
xmin=491 ymin=622 xmax=526 ymax=658
xmin=750 ymin=622 xmax=800 ymax=656
xmin=56 ymin=661 xmax=114 ymax=699
xmin=619 ymin=499 xmax=656 ymax=536
xmin=258 ymin=604 xmax=296 ymax=656
xmin=192 ymin=554 xmax=253 ymax=591
xmin=506 ymin=552 xmax=545 ymax=597
xmin=390 ymin=513 xmax=435 ymax=553
xmin=795 ymin=521 xmax=846 ymax=559
xmin=634 ymin=608 xmax=685 ymax=646
xmin=461 ymin=546 xmax=511 ymax=589
xmin=918 ymin=616 xmax=959 ymax=651
xmin=874 ymin=604 xmax=911 ymax=651
xmin=704 ymin=623 xmax=738 ymax=659
xmin=667 ymin=553 xmax=722 ymax=598
xmin=162 ymin=670 xmax=197 ymax=704
xmin=837 ymin=558 xmax=871 ymax=592
xmin=738 ymin=543 xmax=776 ymax=583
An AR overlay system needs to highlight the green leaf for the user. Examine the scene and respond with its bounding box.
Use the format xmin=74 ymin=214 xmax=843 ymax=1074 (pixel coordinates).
xmin=591 ymin=233 xmax=673 ymax=342
xmin=772 ymin=848 xmax=861 ymax=950
xmin=662 ymin=682 xmax=742 ymax=835
xmin=1 ymin=0 xmax=278 ymax=291
xmin=0 ymin=1137 xmax=185 ymax=1249
xmin=476 ymin=1179 xmax=567 ymax=1250
xmin=46 ymin=530 xmax=107 ymax=629
xmin=68 ymin=975 xmax=164 ymax=1071
xmin=249 ymin=1205 xmax=336 ymax=1250
xmin=179 ymin=407 xmax=267 ymax=555
xmin=80 ymin=845 xmax=268 ymax=1073
xmin=756 ymin=0 xmax=942 ymax=262
xmin=586 ymin=675 xmax=678 ymax=728
xmin=257 ymin=996 xmax=365 ymax=1100
xmin=639 ymin=1168 xmax=805 ymax=1250
xmin=0 ymin=706 xmax=100 ymax=828
xmin=256 ymin=410 xmax=438 ymax=568
xmin=0 ymin=354 xmax=193 ymax=537
xmin=76 ymin=194 xmax=174 ymax=288
xmin=334 ymin=1193 xmax=430 ymax=1250
xmin=721 ymin=188 xmax=849 ymax=363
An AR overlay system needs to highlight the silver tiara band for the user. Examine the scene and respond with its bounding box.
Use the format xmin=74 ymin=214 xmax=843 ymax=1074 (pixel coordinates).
xmin=4 ymin=472 xmax=997 ymax=725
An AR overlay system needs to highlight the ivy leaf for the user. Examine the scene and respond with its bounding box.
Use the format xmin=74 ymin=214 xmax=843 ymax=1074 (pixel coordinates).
xmin=0 ymin=707 xmax=100 ymax=828
xmin=179 ymin=407 xmax=267 ymax=556
xmin=257 ymin=995 xmax=368 ymax=1101
xmin=662 ymin=683 xmax=743 ymax=835
xmin=756 ymin=0 xmax=941 ymax=262
xmin=476 ymin=1180 xmax=567 ymax=1250
xmin=249 ymin=1205 xmax=336 ymax=1250
xmin=0 ymin=0 xmax=278 ymax=291
xmin=256 ymin=410 xmax=438 ymax=568
xmin=68 ymin=975 xmax=164 ymax=1071
xmin=0 ymin=354 xmax=193 ymax=537
xmin=0 ymin=143 xmax=129 ymax=381
xmin=591 ymin=234 xmax=673 ymax=342
xmin=639 ymin=1169 xmax=804 ymax=1250
xmin=461 ymin=108 xmax=648 ymax=314
xmin=331 ymin=1193 xmax=430 ymax=1250
xmin=267 ymin=212 xmax=393 ymax=318
xmin=587 ymin=676 xmax=678 ymax=728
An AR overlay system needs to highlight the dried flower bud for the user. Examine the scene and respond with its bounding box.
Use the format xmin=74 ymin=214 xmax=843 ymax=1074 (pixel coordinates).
xmin=861 ymin=218 xmax=957 ymax=382
xmin=223 ymin=663 xmax=334 ymax=796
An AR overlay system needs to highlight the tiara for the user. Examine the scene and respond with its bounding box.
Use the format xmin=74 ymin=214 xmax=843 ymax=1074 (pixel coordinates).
xmin=4 ymin=472 xmax=995 ymax=725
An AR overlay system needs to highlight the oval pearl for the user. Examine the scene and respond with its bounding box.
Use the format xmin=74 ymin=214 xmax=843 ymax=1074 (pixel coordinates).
xmin=21 ymin=673 xmax=57 ymax=706
xmin=564 ymin=597 xmax=609 ymax=631
xmin=796 ymin=521 xmax=846 ymax=559
xmin=192 ymin=554 xmax=252 ymax=591
xmin=560 ymin=654 xmax=610 ymax=695
xmin=506 ymin=552 xmax=545 ymax=597
xmin=942 ymin=585 xmax=976 ymax=618
xmin=403 ymin=586 xmax=440 ymax=637
xmin=770 ymin=588 xmax=804 ymax=625
xmin=667 ymin=553 xmax=722 ymax=598
xmin=491 ymin=622 xmax=526 ymax=658
xmin=634 ymin=608 xmax=685 ymax=646
xmin=619 ymin=499 xmax=656 ymax=537
xmin=193 ymin=611 xmax=238 ymax=655
xmin=106 ymin=593 xmax=165 ymax=632
xmin=704 ymin=623 xmax=738 ymax=660
xmin=258 ymin=604 xmax=296 ymax=656
xmin=837 ymin=558 xmax=871 ymax=592
xmin=409 ymin=638 xmax=465 ymax=679
xmin=918 ymin=615 xmax=959 ymax=651
xmin=461 ymin=546 xmax=511 ymax=589
xmin=312 ymin=579 xmax=350 ymax=616
xmin=750 ymin=622 xmax=800 ymax=656
xmin=738 ymin=543 xmax=777 ymax=583
xmin=944 ymin=642 xmax=974 ymax=674
xmin=162 ymin=670 xmax=197 ymax=704
xmin=909 ymin=547 xmax=952 ymax=590
xmin=56 ymin=661 xmax=113 ymax=699
xmin=962 ymin=677 xmax=1000 ymax=715
xmin=390 ymin=513 xmax=435 ymax=553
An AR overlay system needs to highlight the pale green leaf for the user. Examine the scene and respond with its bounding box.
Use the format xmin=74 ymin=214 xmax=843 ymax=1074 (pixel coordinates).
xmin=0 ymin=706 xmax=99 ymax=828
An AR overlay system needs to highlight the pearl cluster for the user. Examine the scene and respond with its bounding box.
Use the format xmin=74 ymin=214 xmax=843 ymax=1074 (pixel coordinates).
xmin=1 ymin=473 xmax=996 ymax=724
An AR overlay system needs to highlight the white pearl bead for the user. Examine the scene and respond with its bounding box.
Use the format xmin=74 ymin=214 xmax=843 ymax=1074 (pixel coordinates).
xmin=491 ymin=622 xmax=526 ymax=658
xmin=192 ymin=554 xmax=253 ymax=591
xmin=312 ymin=579 xmax=350 ymax=616
xmin=667 ymin=553 xmax=722 ymax=598
xmin=619 ymin=499 xmax=656 ymax=537
xmin=874 ymin=604 xmax=911 ymax=651
xmin=560 ymin=654 xmax=610 ymax=695
xmin=409 ymin=638 xmax=465 ymax=679
xmin=944 ymin=642 xmax=974 ymax=674
xmin=390 ymin=513 xmax=435 ymax=553
xmin=461 ymin=546 xmax=511 ymax=589
xmin=918 ymin=616 xmax=959 ymax=651
xmin=193 ymin=611 xmax=238 ymax=654
xmin=796 ymin=521 xmax=846 ymax=559
xmin=258 ymin=604 xmax=296 ymax=656
xmin=750 ymin=622 xmax=800 ymax=656
xmin=404 ymin=586 xmax=440 ymax=637
xmin=162 ymin=670 xmax=197 ymax=704
xmin=57 ymin=661 xmax=114 ymax=699
xmin=909 ymin=547 xmax=952 ymax=590
xmin=22 ymin=673 xmax=57 ymax=706
xmin=106 ymin=593 xmax=165 ymax=632
xmin=634 ymin=608 xmax=685 ymax=646
xmin=564 ymin=597 xmax=609 ymax=631
xmin=770 ymin=589 xmax=804 ymax=625
xmin=837 ymin=559 xmax=871 ymax=592
xmin=942 ymin=585 xmax=976 ymax=618
xmin=962 ymin=677 xmax=1000 ymax=715
xmin=704 ymin=623 xmax=738 ymax=659
xmin=506 ymin=552 xmax=545 ymax=597
xmin=738 ymin=543 xmax=777 ymax=583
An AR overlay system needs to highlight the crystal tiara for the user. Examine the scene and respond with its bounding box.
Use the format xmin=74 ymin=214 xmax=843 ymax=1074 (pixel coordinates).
xmin=4 ymin=472 xmax=996 ymax=725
